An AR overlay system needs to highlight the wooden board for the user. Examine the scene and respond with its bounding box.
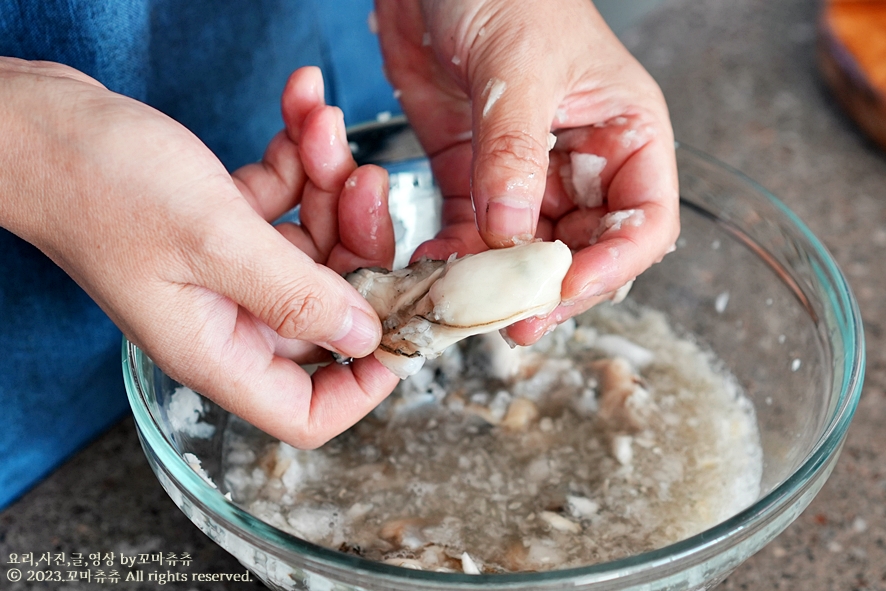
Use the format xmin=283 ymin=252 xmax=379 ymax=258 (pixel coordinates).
xmin=818 ymin=0 xmax=886 ymax=149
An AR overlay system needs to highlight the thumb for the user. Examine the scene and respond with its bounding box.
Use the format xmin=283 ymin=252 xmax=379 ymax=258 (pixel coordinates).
xmin=192 ymin=202 xmax=382 ymax=358
xmin=464 ymin=11 xmax=563 ymax=248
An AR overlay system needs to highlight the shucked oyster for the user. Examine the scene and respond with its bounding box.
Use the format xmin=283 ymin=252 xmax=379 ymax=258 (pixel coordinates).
xmin=347 ymin=241 xmax=573 ymax=378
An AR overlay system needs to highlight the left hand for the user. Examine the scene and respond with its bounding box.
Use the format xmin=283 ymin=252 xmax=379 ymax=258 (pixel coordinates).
xmin=0 ymin=61 xmax=397 ymax=449
xmin=376 ymin=0 xmax=680 ymax=344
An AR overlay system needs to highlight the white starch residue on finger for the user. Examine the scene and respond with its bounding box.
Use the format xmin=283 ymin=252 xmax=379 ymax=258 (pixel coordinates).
xmin=589 ymin=209 xmax=646 ymax=244
xmin=621 ymin=128 xmax=639 ymax=148
xmin=593 ymin=116 xmax=629 ymax=129
xmin=482 ymin=78 xmax=507 ymax=117
xmin=621 ymin=124 xmax=658 ymax=150
xmin=547 ymin=132 xmax=557 ymax=151
xmin=566 ymin=153 xmax=607 ymax=208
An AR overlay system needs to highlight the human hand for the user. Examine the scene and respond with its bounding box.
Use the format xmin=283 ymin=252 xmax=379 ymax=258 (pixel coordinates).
xmin=0 ymin=60 xmax=398 ymax=448
xmin=375 ymin=0 xmax=680 ymax=343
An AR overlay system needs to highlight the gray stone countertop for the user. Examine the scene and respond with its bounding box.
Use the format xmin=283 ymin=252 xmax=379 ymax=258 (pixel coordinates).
xmin=3 ymin=0 xmax=885 ymax=589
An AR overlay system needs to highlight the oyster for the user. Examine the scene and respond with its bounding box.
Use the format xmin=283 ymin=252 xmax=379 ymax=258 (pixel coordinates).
xmin=347 ymin=241 xmax=573 ymax=378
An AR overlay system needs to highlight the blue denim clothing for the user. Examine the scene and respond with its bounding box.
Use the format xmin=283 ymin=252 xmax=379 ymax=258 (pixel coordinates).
xmin=0 ymin=0 xmax=400 ymax=508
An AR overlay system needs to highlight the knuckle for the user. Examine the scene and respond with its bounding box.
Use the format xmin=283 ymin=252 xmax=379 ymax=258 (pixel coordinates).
xmin=266 ymin=286 xmax=330 ymax=339
xmin=35 ymin=60 xmax=106 ymax=87
xmin=477 ymin=128 xmax=547 ymax=173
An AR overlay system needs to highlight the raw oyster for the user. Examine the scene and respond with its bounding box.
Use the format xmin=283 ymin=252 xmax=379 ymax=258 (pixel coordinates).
xmin=347 ymin=241 xmax=573 ymax=378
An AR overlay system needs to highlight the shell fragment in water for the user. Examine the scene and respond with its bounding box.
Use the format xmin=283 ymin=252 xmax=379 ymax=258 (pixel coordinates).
xmin=347 ymin=241 xmax=573 ymax=378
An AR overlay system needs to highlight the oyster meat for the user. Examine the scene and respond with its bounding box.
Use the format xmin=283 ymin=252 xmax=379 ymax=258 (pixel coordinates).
xmin=347 ymin=241 xmax=573 ymax=378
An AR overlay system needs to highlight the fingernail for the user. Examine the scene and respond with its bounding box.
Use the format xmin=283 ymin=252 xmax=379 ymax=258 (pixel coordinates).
xmin=330 ymin=307 xmax=380 ymax=357
xmin=331 ymin=108 xmax=348 ymax=149
xmin=562 ymin=281 xmax=607 ymax=305
xmin=486 ymin=197 xmax=535 ymax=241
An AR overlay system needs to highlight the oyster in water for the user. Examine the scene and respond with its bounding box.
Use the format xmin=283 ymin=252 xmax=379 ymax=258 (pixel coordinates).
xmin=347 ymin=241 xmax=573 ymax=378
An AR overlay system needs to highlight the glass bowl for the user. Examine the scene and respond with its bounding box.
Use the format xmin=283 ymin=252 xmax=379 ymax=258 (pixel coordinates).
xmin=124 ymin=120 xmax=864 ymax=591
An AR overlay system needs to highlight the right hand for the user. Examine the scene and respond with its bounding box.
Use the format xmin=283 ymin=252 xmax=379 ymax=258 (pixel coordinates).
xmin=0 ymin=60 xmax=399 ymax=448
xmin=377 ymin=0 xmax=680 ymax=344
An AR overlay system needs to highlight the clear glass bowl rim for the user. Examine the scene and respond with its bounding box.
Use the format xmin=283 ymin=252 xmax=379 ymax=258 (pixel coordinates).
xmin=123 ymin=143 xmax=865 ymax=586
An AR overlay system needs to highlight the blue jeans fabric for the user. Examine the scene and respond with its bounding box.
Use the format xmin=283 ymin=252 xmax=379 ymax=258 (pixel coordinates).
xmin=0 ymin=0 xmax=401 ymax=508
